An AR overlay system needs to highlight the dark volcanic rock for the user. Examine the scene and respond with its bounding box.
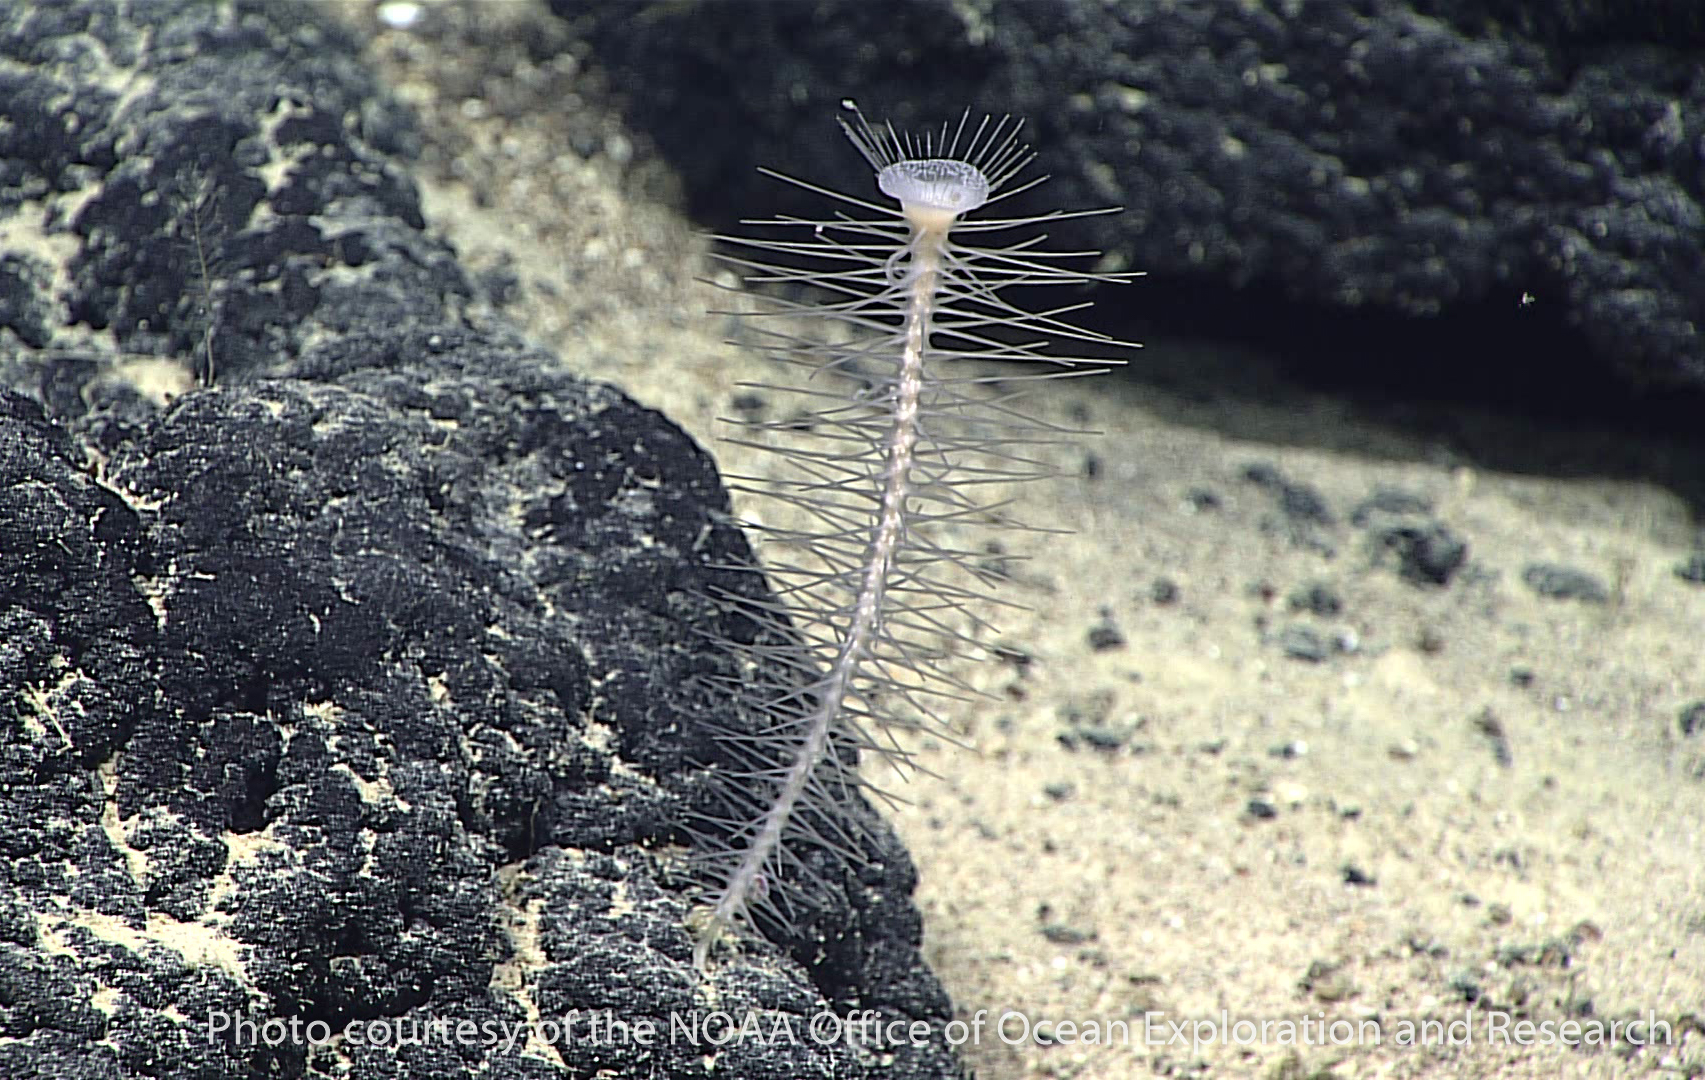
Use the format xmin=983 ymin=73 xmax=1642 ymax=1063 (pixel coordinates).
xmin=0 ymin=3 xmax=956 ymax=1078
xmin=1521 ymin=562 xmax=1610 ymax=603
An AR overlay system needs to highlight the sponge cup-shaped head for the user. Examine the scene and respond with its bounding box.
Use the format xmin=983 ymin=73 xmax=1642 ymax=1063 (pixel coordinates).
xmin=878 ymin=158 xmax=990 ymax=219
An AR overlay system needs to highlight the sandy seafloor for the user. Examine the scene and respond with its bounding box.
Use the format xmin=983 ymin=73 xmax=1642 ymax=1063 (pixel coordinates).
xmin=341 ymin=5 xmax=1703 ymax=1077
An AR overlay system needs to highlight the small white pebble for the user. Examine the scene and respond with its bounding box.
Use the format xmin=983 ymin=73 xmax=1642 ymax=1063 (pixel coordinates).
xmin=376 ymin=1 xmax=424 ymax=30
xmin=606 ymin=132 xmax=633 ymax=166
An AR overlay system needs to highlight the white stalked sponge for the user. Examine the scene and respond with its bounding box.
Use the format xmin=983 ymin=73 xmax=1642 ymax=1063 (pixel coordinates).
xmin=688 ymin=100 xmax=1140 ymax=973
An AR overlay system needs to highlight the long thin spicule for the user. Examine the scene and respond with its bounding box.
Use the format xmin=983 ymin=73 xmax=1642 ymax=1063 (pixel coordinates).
xmin=689 ymin=103 xmax=1139 ymax=971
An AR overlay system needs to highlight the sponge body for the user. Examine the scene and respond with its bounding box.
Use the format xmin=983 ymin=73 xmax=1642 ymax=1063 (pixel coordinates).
xmin=689 ymin=103 xmax=1136 ymax=971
